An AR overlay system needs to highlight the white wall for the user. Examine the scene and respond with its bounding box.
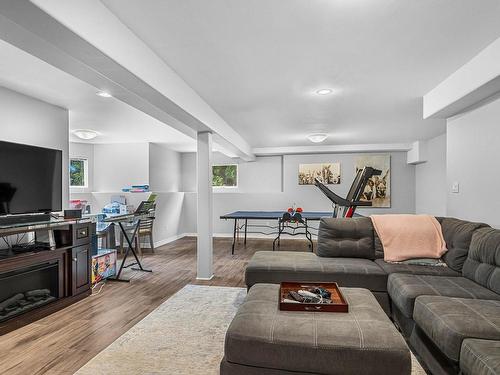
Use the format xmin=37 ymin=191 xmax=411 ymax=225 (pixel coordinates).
xmin=69 ymin=142 xmax=95 ymax=214
xmin=447 ymin=96 xmax=500 ymax=227
xmin=181 ymin=153 xmax=283 ymax=193
xmin=69 ymin=142 xmax=94 ymax=194
xmin=415 ymin=134 xmax=447 ymax=216
xmin=180 ymin=151 xmax=416 ymax=235
xmin=148 ymin=143 xmax=184 ymax=245
xmin=70 ymin=141 xmax=186 ymax=246
xmin=149 ymin=143 xmax=181 ymax=192
xmin=93 ymin=143 xmax=149 ymax=192
xmin=180 ymin=152 xmax=196 ymax=192
xmin=211 ymin=154 xmax=283 ymax=193
xmin=0 ymin=86 xmax=69 ymax=208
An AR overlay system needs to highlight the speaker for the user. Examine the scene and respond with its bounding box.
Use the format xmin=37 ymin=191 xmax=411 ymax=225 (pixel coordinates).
xmin=64 ymin=209 xmax=82 ymax=219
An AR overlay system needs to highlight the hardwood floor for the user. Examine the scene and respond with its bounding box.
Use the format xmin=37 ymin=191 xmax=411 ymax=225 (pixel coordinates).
xmin=0 ymin=236 xmax=313 ymax=375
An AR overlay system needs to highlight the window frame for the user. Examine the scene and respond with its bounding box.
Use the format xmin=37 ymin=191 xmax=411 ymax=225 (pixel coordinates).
xmin=212 ymin=163 xmax=238 ymax=189
xmin=69 ymin=157 xmax=89 ymax=188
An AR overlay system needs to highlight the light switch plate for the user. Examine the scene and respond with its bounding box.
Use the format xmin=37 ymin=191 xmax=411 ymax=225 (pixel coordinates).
xmin=452 ymin=182 xmax=460 ymax=193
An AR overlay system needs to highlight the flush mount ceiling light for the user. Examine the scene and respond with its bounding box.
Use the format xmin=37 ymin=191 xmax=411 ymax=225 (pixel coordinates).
xmin=96 ymin=91 xmax=112 ymax=98
xmin=73 ymin=129 xmax=99 ymax=140
xmin=307 ymin=133 xmax=328 ymax=143
xmin=315 ymin=88 xmax=333 ymax=96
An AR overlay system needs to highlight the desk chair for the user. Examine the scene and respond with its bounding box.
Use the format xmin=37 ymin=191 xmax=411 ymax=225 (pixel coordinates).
xmin=120 ymin=218 xmax=155 ymax=255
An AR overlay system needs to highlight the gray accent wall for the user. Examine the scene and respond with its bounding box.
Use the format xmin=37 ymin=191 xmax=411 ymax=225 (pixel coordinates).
xmin=447 ymin=96 xmax=500 ymax=228
xmin=180 ymin=151 xmax=416 ymax=235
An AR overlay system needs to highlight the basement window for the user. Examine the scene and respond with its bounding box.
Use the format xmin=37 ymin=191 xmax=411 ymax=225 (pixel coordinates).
xmin=69 ymin=158 xmax=88 ymax=188
xmin=212 ymin=164 xmax=238 ymax=188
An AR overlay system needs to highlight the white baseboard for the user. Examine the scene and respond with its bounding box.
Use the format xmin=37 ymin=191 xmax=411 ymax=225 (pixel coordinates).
xmin=196 ymin=274 xmax=214 ymax=281
xmin=179 ymin=233 xmax=312 ymax=240
xmin=122 ymin=232 xmax=314 ymax=249
xmin=112 ymin=233 xmax=191 ymax=249
xmin=152 ymin=234 xmax=189 ymax=248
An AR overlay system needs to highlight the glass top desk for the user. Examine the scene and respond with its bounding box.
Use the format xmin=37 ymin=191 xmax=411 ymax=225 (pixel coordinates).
xmin=102 ymin=211 xmax=155 ymax=281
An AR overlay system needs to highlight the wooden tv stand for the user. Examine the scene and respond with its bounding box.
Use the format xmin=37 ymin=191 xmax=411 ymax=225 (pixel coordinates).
xmin=0 ymin=218 xmax=95 ymax=335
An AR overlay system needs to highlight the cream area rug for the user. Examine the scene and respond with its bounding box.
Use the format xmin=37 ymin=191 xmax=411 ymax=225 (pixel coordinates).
xmin=75 ymin=284 xmax=427 ymax=375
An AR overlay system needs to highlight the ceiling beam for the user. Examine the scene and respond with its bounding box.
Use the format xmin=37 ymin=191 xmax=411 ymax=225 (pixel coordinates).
xmin=423 ymin=37 xmax=500 ymax=119
xmin=253 ymin=143 xmax=412 ymax=156
xmin=0 ymin=0 xmax=255 ymax=161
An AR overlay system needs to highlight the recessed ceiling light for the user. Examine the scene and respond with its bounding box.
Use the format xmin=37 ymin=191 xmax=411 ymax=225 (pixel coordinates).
xmin=96 ymin=91 xmax=112 ymax=98
xmin=307 ymin=133 xmax=328 ymax=143
xmin=73 ymin=129 xmax=99 ymax=140
xmin=315 ymin=88 xmax=333 ymax=96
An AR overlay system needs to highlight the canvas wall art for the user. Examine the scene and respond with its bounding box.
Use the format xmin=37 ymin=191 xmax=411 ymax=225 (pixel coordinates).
xmin=298 ymin=163 xmax=341 ymax=185
xmin=355 ymin=154 xmax=391 ymax=207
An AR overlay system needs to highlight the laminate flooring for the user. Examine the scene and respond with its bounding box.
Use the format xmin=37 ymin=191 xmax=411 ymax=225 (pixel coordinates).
xmin=0 ymin=237 xmax=312 ymax=375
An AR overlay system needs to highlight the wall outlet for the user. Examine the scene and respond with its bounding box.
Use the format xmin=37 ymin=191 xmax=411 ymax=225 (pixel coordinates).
xmin=451 ymin=182 xmax=460 ymax=193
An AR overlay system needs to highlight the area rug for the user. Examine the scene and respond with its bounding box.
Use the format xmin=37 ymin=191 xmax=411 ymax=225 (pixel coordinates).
xmin=75 ymin=284 xmax=427 ymax=375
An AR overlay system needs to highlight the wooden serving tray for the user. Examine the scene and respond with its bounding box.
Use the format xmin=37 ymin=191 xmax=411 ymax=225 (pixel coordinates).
xmin=279 ymin=282 xmax=349 ymax=312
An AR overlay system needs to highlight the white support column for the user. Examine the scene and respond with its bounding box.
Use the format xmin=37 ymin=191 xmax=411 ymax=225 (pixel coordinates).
xmin=196 ymin=131 xmax=214 ymax=280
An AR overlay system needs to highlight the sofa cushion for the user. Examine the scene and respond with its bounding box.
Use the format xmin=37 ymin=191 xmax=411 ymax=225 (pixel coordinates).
xmin=437 ymin=217 xmax=489 ymax=272
xmin=317 ymin=217 xmax=375 ymax=259
xmin=463 ymin=227 xmax=500 ymax=295
xmin=387 ymin=274 xmax=500 ymax=319
xmin=245 ymin=251 xmax=387 ymax=291
xmin=413 ymin=296 xmax=500 ymax=362
xmin=374 ymin=233 xmax=384 ymax=259
xmin=460 ymin=338 xmax=500 ymax=375
xmin=224 ymin=284 xmax=410 ymax=375
xmin=375 ymin=259 xmax=460 ymax=277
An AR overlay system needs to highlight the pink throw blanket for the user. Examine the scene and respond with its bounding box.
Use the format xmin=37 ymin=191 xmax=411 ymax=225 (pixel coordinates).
xmin=371 ymin=214 xmax=447 ymax=262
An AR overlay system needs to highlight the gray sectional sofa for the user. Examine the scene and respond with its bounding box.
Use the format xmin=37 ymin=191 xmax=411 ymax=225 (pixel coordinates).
xmin=244 ymin=216 xmax=500 ymax=375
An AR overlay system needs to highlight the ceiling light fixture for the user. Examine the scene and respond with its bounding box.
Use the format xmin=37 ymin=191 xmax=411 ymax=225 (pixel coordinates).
xmin=96 ymin=91 xmax=112 ymax=98
xmin=73 ymin=129 xmax=99 ymax=140
xmin=315 ymin=88 xmax=333 ymax=96
xmin=307 ymin=133 xmax=328 ymax=143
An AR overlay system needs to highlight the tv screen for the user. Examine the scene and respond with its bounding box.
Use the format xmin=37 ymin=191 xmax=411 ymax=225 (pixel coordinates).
xmin=0 ymin=141 xmax=62 ymax=215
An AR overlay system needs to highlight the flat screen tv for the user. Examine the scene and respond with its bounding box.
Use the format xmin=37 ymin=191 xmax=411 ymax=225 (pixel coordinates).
xmin=0 ymin=140 xmax=62 ymax=215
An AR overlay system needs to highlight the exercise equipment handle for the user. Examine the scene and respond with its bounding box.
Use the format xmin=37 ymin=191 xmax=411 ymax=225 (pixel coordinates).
xmin=314 ymin=178 xmax=354 ymax=207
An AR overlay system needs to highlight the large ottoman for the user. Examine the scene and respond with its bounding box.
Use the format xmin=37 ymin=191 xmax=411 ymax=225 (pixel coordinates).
xmin=221 ymin=283 xmax=411 ymax=375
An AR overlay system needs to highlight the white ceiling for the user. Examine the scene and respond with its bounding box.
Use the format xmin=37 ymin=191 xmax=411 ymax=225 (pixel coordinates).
xmin=102 ymin=0 xmax=500 ymax=148
xmin=0 ymin=39 xmax=196 ymax=151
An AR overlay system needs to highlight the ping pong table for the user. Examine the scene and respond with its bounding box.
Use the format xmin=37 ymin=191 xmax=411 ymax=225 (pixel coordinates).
xmin=220 ymin=211 xmax=334 ymax=254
